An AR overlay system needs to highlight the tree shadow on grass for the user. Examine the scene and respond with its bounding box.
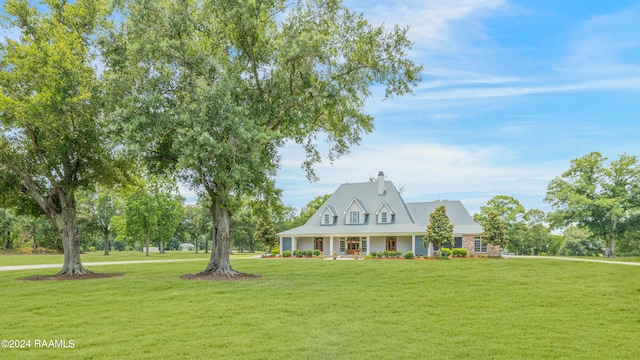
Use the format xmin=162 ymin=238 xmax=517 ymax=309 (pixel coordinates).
xmin=180 ymin=273 xmax=261 ymax=282
xmin=18 ymin=273 xmax=124 ymax=281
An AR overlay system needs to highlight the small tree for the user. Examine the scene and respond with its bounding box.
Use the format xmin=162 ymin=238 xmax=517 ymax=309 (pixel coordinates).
xmin=254 ymin=217 xmax=278 ymax=255
xmin=480 ymin=210 xmax=508 ymax=256
xmin=424 ymin=205 xmax=454 ymax=254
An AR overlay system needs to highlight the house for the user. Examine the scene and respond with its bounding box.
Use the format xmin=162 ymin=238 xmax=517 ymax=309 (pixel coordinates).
xmin=278 ymin=171 xmax=498 ymax=256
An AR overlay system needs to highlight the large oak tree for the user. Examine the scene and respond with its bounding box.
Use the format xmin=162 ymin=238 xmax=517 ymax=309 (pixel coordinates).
xmin=104 ymin=0 xmax=421 ymax=276
xmin=0 ymin=0 xmax=125 ymax=275
xmin=546 ymin=152 xmax=640 ymax=257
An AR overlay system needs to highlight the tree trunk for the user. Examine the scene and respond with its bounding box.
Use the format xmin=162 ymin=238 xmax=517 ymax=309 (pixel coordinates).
xmin=194 ymin=234 xmax=198 ymax=254
xmin=145 ymin=229 xmax=150 ymax=256
xmin=606 ymin=220 xmax=617 ymax=258
xmin=197 ymin=193 xmax=241 ymax=276
xmin=103 ymin=229 xmax=110 ymax=256
xmin=32 ymin=222 xmax=37 ymax=253
xmin=160 ymin=239 xmax=165 ymax=254
xmin=606 ymin=234 xmax=616 ymax=258
xmin=205 ymin=234 xmax=208 ymax=253
xmin=56 ymin=190 xmax=90 ymax=276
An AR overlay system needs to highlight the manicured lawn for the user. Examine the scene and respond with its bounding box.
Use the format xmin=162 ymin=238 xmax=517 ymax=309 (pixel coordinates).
xmin=1 ymin=258 xmax=639 ymax=359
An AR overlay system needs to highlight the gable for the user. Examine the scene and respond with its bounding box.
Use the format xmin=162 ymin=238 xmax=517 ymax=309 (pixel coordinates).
xmin=375 ymin=202 xmax=395 ymax=224
xmin=343 ymin=198 xmax=368 ymax=224
xmin=318 ymin=205 xmax=337 ymax=225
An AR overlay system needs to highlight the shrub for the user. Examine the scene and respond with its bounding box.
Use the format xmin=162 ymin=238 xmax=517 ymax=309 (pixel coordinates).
xmin=452 ymin=248 xmax=468 ymax=257
xmin=283 ymin=250 xmax=292 ymax=257
xmin=313 ymin=250 xmax=321 ymax=257
xmin=439 ymin=248 xmax=451 ymax=256
xmin=468 ymin=252 xmax=475 ymax=258
xmin=404 ymin=251 xmax=414 ymax=259
xmin=305 ymin=250 xmax=313 ymax=257
xmin=271 ymin=247 xmax=280 ymax=256
xmin=364 ymin=254 xmax=374 ymax=259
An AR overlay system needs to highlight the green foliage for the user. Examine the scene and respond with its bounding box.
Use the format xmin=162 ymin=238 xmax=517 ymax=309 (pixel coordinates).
xmin=452 ymin=248 xmax=468 ymax=257
xmin=382 ymin=251 xmax=403 ymax=258
xmin=253 ymin=217 xmax=278 ymax=254
xmin=480 ymin=210 xmax=509 ymax=256
xmin=123 ymin=177 xmax=183 ymax=254
xmin=0 ymin=0 xmax=127 ymax=274
xmin=282 ymin=250 xmax=292 ymax=257
xmin=474 ymin=195 xmax=525 ymax=225
xmin=313 ymin=250 xmax=321 ymax=257
xmin=403 ymin=251 xmax=414 ymax=259
xmin=424 ymin=205 xmax=454 ymax=250
xmin=559 ymin=226 xmax=604 ymax=256
xmin=292 ymin=194 xmax=332 ymax=227
xmin=271 ymin=247 xmax=280 ymax=256
xmin=546 ymin=152 xmax=640 ymax=257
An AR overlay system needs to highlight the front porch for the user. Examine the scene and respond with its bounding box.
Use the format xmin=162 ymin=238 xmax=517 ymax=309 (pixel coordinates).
xmin=279 ymin=235 xmax=435 ymax=257
xmin=280 ymin=234 xmax=491 ymax=257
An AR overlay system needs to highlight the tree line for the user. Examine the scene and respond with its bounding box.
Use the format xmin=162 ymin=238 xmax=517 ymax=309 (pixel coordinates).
xmin=425 ymin=152 xmax=640 ymax=258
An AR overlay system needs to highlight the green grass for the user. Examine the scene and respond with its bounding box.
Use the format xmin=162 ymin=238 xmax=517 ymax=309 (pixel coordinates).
xmin=1 ymin=258 xmax=639 ymax=359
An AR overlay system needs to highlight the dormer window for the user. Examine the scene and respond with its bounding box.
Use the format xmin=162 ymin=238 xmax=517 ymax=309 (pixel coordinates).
xmin=343 ymin=198 xmax=368 ymax=225
xmin=376 ymin=202 xmax=394 ymax=224
xmin=349 ymin=211 xmax=360 ymax=224
xmin=319 ymin=205 xmax=337 ymax=226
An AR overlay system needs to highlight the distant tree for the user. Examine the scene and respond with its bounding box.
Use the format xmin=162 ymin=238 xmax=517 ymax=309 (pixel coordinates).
xmin=231 ymin=206 xmax=255 ymax=253
xmin=480 ymin=210 xmax=508 ymax=256
xmin=124 ymin=177 xmax=182 ymax=255
xmin=559 ymin=226 xmax=604 ymax=257
xmin=424 ymin=205 xmax=454 ymax=251
xmin=474 ymin=195 xmax=525 ymax=226
xmin=522 ymin=209 xmax=551 ymax=255
xmin=546 ymin=152 xmax=640 ymax=257
xmin=254 ymin=217 xmax=278 ymax=255
xmin=77 ymin=188 xmax=123 ymax=255
xmin=0 ymin=208 xmax=14 ymax=250
xmin=293 ymin=194 xmax=332 ymax=228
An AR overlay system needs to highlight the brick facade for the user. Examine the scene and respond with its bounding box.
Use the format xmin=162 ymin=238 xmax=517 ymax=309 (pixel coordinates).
xmin=462 ymin=235 xmax=500 ymax=256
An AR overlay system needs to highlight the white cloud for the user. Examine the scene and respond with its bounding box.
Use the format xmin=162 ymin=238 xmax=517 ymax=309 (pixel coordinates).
xmin=277 ymin=139 xmax=562 ymax=213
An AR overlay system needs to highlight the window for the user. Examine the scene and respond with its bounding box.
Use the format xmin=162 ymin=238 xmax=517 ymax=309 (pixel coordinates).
xmin=339 ymin=238 xmax=346 ymax=252
xmin=314 ymin=237 xmax=323 ymax=251
xmin=324 ymin=214 xmax=330 ymax=224
xmin=349 ymin=211 xmax=360 ymax=224
xmin=386 ymin=236 xmax=397 ymax=251
xmin=361 ymin=238 xmax=367 ymax=253
xmin=474 ymin=236 xmax=487 ymax=253
xmin=381 ymin=212 xmax=387 ymax=223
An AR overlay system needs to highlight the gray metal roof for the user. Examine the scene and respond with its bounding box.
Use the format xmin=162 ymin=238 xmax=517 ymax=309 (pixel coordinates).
xmin=278 ymin=179 xmax=482 ymax=236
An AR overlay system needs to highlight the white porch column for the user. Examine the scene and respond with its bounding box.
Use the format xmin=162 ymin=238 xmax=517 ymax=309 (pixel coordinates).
xmin=428 ymin=243 xmax=434 ymax=257
xmin=330 ymin=236 xmax=334 ymax=255
xmin=411 ymin=235 xmax=416 ymax=254
xmin=366 ymin=235 xmax=370 ymax=255
xmin=279 ymin=237 xmax=282 ymax=255
xmin=292 ymin=237 xmax=296 ymax=252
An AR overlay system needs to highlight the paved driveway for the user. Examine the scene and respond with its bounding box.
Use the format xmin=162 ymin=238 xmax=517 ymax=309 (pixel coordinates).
xmin=0 ymin=258 xmax=208 ymax=272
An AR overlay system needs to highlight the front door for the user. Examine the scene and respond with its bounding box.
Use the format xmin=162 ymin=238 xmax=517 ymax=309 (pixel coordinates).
xmin=347 ymin=237 xmax=360 ymax=254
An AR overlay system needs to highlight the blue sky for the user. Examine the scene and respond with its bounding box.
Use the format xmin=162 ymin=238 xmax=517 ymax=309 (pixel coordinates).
xmin=275 ymin=0 xmax=640 ymax=215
